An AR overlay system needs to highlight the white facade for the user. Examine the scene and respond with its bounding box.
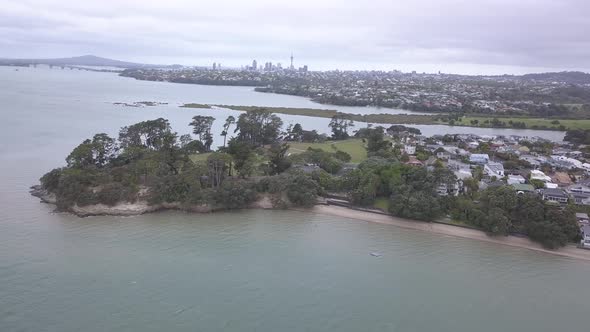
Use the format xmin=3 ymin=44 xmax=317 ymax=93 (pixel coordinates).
xmin=404 ymin=145 xmax=416 ymax=155
xmin=530 ymin=170 xmax=552 ymax=182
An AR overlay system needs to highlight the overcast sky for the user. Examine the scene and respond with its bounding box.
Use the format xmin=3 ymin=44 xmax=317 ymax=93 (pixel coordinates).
xmin=1 ymin=0 xmax=589 ymax=74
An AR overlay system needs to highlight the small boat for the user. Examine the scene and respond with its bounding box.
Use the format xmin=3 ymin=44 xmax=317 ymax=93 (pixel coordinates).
xmin=370 ymin=252 xmax=382 ymax=257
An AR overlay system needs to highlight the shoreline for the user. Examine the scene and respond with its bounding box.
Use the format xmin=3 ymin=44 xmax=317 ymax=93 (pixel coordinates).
xmin=32 ymin=186 xmax=590 ymax=261
xmin=305 ymin=205 xmax=590 ymax=262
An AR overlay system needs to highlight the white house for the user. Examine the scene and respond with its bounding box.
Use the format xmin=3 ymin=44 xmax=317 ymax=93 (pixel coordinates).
xmin=404 ymin=145 xmax=416 ymax=155
xmin=551 ymin=155 xmax=583 ymax=169
xmin=530 ymin=170 xmax=552 ymax=182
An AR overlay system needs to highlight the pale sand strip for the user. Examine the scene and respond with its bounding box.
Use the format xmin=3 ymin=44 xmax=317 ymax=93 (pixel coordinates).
xmin=303 ymin=205 xmax=590 ymax=262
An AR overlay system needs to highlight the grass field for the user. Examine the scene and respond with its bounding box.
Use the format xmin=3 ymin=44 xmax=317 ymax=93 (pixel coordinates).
xmin=183 ymin=103 xmax=590 ymax=131
xmin=287 ymin=139 xmax=367 ymax=163
xmin=453 ymin=116 xmax=590 ymax=130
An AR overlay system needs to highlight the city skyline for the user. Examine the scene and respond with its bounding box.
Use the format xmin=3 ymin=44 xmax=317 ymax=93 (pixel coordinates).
xmin=1 ymin=0 xmax=590 ymax=75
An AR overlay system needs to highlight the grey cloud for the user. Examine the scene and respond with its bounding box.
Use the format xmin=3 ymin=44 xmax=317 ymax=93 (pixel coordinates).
xmin=1 ymin=0 xmax=589 ymax=74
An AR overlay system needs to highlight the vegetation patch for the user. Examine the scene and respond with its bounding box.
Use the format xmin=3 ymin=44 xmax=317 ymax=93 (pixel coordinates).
xmin=180 ymin=103 xmax=212 ymax=109
xmin=288 ymin=139 xmax=367 ymax=163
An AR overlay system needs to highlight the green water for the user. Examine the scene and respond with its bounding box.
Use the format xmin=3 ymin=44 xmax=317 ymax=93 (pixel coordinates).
xmin=0 ymin=66 xmax=585 ymax=332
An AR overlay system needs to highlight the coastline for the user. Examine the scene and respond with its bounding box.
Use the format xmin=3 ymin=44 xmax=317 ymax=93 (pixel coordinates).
xmin=31 ymin=186 xmax=590 ymax=261
xmin=30 ymin=185 xmax=275 ymax=217
xmin=305 ymin=205 xmax=590 ymax=262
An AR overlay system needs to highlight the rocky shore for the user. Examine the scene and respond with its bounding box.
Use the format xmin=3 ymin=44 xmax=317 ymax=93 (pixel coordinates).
xmin=30 ymin=185 xmax=274 ymax=217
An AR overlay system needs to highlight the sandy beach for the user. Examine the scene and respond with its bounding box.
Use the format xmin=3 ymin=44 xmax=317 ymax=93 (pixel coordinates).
xmin=308 ymin=205 xmax=590 ymax=262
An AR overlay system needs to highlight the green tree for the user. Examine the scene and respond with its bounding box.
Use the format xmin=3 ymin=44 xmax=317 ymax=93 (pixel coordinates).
xmin=119 ymin=118 xmax=175 ymax=151
xmin=268 ymin=143 xmax=291 ymax=175
xmin=329 ymin=114 xmax=354 ymax=140
xmin=66 ymin=133 xmax=118 ymax=168
xmin=226 ymin=138 xmax=255 ymax=177
xmin=221 ymin=115 xmax=236 ymax=147
xmin=235 ymin=109 xmax=283 ymax=146
xmin=365 ymin=127 xmax=391 ymax=154
xmin=190 ymin=115 xmax=215 ymax=151
xmin=288 ymin=123 xmax=304 ymax=141
xmin=480 ymin=207 xmax=511 ymax=235
xmin=207 ymin=152 xmax=231 ymax=188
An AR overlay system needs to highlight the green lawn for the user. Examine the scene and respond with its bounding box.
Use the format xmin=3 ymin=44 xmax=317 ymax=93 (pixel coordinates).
xmin=454 ymin=116 xmax=590 ymax=130
xmin=287 ymin=139 xmax=367 ymax=163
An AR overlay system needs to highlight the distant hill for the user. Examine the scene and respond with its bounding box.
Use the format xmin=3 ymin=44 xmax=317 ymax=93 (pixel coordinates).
xmin=521 ymin=71 xmax=590 ymax=85
xmin=0 ymin=55 xmax=166 ymax=69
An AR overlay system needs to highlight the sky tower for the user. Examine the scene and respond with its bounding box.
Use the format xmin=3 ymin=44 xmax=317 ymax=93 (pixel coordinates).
xmin=290 ymin=53 xmax=294 ymax=70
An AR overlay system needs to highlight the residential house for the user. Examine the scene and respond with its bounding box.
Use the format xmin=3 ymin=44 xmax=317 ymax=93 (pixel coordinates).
xmin=550 ymin=155 xmax=582 ymax=170
xmin=552 ymin=147 xmax=571 ymax=156
xmin=570 ymin=192 xmax=590 ymax=206
xmin=405 ymin=156 xmax=423 ymax=167
xmin=512 ymin=183 xmax=535 ymax=194
xmin=484 ymin=162 xmax=505 ymax=178
xmin=519 ymin=155 xmax=543 ymax=169
xmin=437 ymin=182 xmax=459 ymax=197
xmin=517 ymin=146 xmax=530 ymax=154
xmin=507 ymin=174 xmax=526 ymax=185
xmin=541 ymin=188 xmax=569 ymax=204
xmin=448 ymin=159 xmax=471 ymax=171
xmin=575 ymin=213 xmax=589 ymax=224
xmin=436 ymin=151 xmax=451 ymax=160
xmin=469 ymin=154 xmax=489 ymax=164
xmin=567 ymin=183 xmax=590 ymax=195
xmin=404 ymin=145 xmax=416 ymax=155
xmin=550 ymin=172 xmax=573 ymax=187
xmin=580 ymin=225 xmax=590 ymax=248
xmin=530 ymin=170 xmax=552 ymax=182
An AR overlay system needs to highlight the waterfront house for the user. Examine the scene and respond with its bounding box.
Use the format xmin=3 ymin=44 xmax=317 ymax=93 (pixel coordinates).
xmin=541 ymin=188 xmax=569 ymax=204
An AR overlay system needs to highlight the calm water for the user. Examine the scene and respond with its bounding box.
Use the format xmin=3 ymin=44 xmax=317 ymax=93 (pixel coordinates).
xmin=1 ymin=66 xmax=587 ymax=332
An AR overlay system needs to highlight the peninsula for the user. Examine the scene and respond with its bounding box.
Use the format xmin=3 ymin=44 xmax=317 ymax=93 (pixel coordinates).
xmin=32 ymin=109 xmax=590 ymax=252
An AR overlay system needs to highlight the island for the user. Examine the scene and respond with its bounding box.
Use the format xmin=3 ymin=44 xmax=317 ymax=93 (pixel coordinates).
xmin=32 ymin=109 xmax=590 ymax=251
